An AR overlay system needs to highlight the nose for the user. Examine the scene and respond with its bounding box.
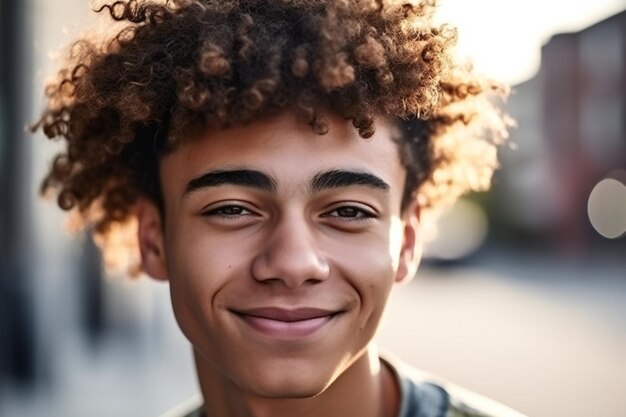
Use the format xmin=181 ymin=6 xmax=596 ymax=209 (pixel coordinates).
xmin=251 ymin=213 xmax=330 ymax=288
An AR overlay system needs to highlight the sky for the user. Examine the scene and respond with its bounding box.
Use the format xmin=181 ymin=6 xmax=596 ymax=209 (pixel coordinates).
xmin=435 ymin=0 xmax=626 ymax=85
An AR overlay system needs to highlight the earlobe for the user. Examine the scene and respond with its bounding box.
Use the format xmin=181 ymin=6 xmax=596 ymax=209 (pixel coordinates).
xmin=136 ymin=197 xmax=168 ymax=281
xmin=394 ymin=202 xmax=422 ymax=285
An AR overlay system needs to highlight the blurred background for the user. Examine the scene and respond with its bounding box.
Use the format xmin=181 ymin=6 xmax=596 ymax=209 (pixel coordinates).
xmin=1 ymin=0 xmax=625 ymax=416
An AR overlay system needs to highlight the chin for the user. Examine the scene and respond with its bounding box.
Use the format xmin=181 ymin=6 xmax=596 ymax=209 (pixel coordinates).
xmin=256 ymin=387 xmax=324 ymax=400
xmin=241 ymin=372 xmax=334 ymax=400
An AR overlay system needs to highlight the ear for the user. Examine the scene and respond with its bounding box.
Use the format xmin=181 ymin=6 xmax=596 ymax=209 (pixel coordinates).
xmin=136 ymin=197 xmax=168 ymax=281
xmin=394 ymin=201 xmax=422 ymax=285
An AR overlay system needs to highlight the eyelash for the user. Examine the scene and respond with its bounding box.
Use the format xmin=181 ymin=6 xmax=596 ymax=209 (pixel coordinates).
xmin=201 ymin=203 xmax=377 ymax=222
xmin=202 ymin=204 xmax=257 ymax=219
xmin=322 ymin=204 xmax=377 ymax=222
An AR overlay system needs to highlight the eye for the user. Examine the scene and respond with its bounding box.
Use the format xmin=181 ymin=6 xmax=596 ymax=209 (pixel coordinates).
xmin=322 ymin=204 xmax=376 ymax=221
xmin=202 ymin=204 xmax=256 ymax=219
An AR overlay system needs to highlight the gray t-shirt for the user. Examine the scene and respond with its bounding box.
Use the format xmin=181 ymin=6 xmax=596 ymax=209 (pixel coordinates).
xmin=384 ymin=356 xmax=526 ymax=417
xmin=160 ymin=357 xmax=526 ymax=417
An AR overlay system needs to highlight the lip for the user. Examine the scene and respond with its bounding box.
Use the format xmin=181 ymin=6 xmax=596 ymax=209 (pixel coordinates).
xmin=231 ymin=307 xmax=340 ymax=339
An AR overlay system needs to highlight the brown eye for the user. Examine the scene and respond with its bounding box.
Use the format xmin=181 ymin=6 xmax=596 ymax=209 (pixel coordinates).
xmin=323 ymin=204 xmax=376 ymax=221
xmin=336 ymin=207 xmax=361 ymax=218
xmin=203 ymin=204 xmax=254 ymax=218
xmin=219 ymin=206 xmax=246 ymax=216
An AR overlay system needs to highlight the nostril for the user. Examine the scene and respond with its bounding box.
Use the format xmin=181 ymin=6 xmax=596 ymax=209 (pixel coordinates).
xmin=258 ymin=277 xmax=282 ymax=285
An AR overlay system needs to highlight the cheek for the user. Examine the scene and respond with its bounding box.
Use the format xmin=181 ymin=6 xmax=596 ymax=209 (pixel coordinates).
xmin=164 ymin=221 xmax=253 ymax=340
xmin=328 ymin=225 xmax=397 ymax=279
xmin=166 ymin=219 xmax=252 ymax=286
xmin=326 ymin=229 xmax=396 ymax=316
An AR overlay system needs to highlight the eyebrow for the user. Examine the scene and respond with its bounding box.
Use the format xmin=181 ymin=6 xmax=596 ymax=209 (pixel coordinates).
xmin=184 ymin=168 xmax=390 ymax=197
xmin=311 ymin=169 xmax=390 ymax=192
xmin=185 ymin=169 xmax=277 ymax=195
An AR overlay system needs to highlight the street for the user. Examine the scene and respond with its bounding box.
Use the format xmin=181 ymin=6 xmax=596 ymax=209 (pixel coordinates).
xmin=379 ymin=251 xmax=626 ymax=417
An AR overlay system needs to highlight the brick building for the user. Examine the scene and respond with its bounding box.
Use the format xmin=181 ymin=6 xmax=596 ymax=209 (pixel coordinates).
xmin=500 ymin=10 xmax=626 ymax=252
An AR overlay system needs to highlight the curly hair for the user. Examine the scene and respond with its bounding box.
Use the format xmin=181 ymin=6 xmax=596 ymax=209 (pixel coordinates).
xmin=33 ymin=0 xmax=510 ymax=273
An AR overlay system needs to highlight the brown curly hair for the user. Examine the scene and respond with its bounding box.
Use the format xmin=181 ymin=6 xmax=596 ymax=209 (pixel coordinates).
xmin=33 ymin=0 xmax=510 ymax=273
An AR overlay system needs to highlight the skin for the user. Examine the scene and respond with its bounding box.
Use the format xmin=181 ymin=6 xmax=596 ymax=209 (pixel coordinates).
xmin=137 ymin=111 xmax=423 ymax=417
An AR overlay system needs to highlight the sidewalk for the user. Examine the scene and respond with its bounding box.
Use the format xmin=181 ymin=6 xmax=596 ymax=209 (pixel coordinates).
xmin=379 ymin=252 xmax=626 ymax=417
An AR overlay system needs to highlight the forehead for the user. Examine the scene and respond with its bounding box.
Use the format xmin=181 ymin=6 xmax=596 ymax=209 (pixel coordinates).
xmin=160 ymin=112 xmax=406 ymax=194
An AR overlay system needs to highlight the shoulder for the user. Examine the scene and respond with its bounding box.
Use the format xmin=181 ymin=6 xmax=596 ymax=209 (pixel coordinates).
xmin=384 ymin=356 xmax=528 ymax=417
xmin=444 ymin=383 xmax=527 ymax=417
xmin=158 ymin=394 xmax=203 ymax=417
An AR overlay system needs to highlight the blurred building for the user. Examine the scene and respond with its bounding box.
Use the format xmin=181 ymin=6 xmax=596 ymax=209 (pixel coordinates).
xmin=1 ymin=0 xmax=37 ymax=383
xmin=499 ymin=9 xmax=626 ymax=253
xmin=1 ymin=6 xmax=195 ymax=409
xmin=1 ymin=0 xmax=127 ymax=387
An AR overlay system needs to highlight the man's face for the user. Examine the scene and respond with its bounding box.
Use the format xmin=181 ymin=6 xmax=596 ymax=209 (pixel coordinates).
xmin=141 ymin=112 xmax=421 ymax=398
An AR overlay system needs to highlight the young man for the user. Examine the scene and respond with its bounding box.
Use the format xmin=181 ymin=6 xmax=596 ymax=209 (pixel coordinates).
xmin=34 ymin=1 xmax=522 ymax=416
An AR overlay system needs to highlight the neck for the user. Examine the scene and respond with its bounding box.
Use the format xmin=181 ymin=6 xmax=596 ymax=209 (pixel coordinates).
xmin=194 ymin=344 xmax=399 ymax=417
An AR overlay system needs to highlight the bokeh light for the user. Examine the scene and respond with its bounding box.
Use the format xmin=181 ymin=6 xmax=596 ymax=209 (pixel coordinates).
xmin=587 ymin=178 xmax=626 ymax=239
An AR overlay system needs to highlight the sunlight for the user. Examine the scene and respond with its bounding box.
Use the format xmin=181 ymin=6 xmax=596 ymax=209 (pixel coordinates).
xmin=435 ymin=0 xmax=626 ymax=84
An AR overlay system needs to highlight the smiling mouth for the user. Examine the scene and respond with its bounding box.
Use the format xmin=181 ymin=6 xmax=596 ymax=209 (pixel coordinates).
xmin=231 ymin=307 xmax=341 ymax=339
